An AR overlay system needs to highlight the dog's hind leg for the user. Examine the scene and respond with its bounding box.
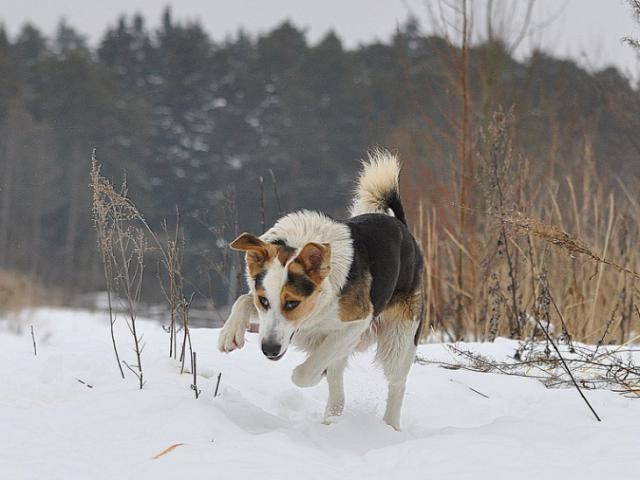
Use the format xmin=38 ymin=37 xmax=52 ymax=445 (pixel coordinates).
xmin=376 ymin=315 xmax=419 ymax=431
xmin=323 ymin=356 xmax=348 ymax=423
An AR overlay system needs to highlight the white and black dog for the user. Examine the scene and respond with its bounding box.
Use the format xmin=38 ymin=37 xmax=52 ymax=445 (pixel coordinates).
xmin=218 ymin=150 xmax=424 ymax=430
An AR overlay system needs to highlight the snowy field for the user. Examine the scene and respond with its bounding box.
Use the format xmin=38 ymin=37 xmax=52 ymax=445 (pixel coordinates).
xmin=2 ymin=308 xmax=640 ymax=480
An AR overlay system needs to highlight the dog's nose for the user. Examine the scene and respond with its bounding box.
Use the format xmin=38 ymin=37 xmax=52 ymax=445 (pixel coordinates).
xmin=261 ymin=341 xmax=283 ymax=360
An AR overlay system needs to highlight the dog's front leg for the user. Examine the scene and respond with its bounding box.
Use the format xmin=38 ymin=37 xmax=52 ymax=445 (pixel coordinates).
xmin=218 ymin=293 xmax=256 ymax=352
xmin=292 ymin=320 xmax=369 ymax=388
xmin=324 ymin=357 xmax=348 ymax=422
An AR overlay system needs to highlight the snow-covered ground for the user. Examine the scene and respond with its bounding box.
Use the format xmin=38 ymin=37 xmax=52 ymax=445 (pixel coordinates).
xmin=2 ymin=308 xmax=639 ymax=480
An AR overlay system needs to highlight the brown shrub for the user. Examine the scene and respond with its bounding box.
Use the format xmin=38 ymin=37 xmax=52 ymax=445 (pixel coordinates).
xmin=0 ymin=269 xmax=54 ymax=313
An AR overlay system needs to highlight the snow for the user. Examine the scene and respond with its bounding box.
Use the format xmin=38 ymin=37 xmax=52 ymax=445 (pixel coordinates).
xmin=2 ymin=308 xmax=640 ymax=480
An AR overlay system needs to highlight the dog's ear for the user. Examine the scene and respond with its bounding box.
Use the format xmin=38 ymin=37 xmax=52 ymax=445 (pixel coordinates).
xmin=295 ymin=242 xmax=331 ymax=284
xmin=230 ymin=233 xmax=276 ymax=271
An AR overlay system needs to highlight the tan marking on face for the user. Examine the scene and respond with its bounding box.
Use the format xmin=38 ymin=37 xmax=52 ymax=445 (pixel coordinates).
xmin=246 ymin=255 xmax=272 ymax=278
xmin=286 ymin=259 xmax=305 ymax=277
xmin=277 ymin=261 xmax=320 ymax=323
xmin=229 ymin=232 xmax=278 ymax=277
xmin=277 ymin=246 xmax=295 ymax=265
xmin=339 ymin=272 xmax=373 ymax=322
xmin=280 ymin=283 xmax=320 ymax=323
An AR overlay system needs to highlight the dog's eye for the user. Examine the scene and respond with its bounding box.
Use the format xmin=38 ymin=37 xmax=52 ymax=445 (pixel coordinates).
xmin=284 ymin=300 xmax=300 ymax=311
xmin=258 ymin=296 xmax=270 ymax=309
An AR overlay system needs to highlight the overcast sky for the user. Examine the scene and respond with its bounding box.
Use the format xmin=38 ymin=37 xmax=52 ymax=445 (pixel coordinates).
xmin=1 ymin=0 xmax=639 ymax=77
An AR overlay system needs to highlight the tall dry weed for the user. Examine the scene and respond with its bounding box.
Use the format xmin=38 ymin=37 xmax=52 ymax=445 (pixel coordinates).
xmin=413 ymin=111 xmax=640 ymax=344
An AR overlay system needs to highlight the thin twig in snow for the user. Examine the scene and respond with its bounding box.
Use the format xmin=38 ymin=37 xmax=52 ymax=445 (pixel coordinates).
xmin=30 ymin=325 xmax=37 ymax=356
xmin=214 ymin=372 xmax=222 ymax=397
xmin=191 ymin=351 xmax=201 ymax=399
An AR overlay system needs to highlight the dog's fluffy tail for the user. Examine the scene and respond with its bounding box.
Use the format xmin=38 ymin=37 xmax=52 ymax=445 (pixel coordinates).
xmin=349 ymin=149 xmax=407 ymax=225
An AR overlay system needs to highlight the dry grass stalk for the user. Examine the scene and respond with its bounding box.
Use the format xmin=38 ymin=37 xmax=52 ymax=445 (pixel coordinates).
xmin=191 ymin=351 xmax=201 ymax=399
xmin=91 ymin=152 xmax=146 ymax=388
xmin=498 ymin=211 xmax=640 ymax=280
xmin=91 ymin=153 xmax=125 ymax=380
xmin=157 ymin=210 xmax=185 ymax=360
xmin=179 ymin=293 xmax=195 ymax=374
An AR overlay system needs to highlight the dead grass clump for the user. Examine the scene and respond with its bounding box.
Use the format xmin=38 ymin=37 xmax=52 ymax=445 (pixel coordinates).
xmin=0 ymin=269 xmax=55 ymax=314
xmin=413 ymin=110 xmax=640 ymax=344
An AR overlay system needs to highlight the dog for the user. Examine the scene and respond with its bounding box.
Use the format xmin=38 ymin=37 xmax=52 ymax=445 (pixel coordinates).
xmin=218 ymin=150 xmax=424 ymax=430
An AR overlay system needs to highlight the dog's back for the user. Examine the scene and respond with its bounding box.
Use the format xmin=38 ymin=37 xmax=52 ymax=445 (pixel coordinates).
xmin=346 ymin=214 xmax=423 ymax=318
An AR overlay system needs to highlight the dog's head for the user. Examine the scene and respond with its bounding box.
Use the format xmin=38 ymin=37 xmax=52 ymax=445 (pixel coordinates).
xmin=230 ymin=233 xmax=331 ymax=360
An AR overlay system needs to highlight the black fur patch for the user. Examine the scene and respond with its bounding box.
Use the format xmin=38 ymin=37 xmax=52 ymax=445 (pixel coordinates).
xmin=343 ymin=214 xmax=423 ymax=317
xmin=385 ymin=190 xmax=407 ymax=225
xmin=286 ymin=272 xmax=316 ymax=297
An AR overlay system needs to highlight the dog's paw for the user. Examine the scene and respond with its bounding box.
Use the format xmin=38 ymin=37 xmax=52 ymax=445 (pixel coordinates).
xmin=383 ymin=413 xmax=402 ymax=432
xmin=291 ymin=364 xmax=322 ymax=388
xmin=323 ymin=403 xmax=344 ymax=424
xmin=217 ymin=321 xmax=247 ymax=353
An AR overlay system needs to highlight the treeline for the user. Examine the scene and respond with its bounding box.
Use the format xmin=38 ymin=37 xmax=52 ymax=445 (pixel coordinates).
xmin=0 ymin=9 xmax=638 ymax=304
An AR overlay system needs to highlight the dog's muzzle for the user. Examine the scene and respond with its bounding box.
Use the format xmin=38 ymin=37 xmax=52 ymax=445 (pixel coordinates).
xmin=261 ymin=341 xmax=285 ymax=361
